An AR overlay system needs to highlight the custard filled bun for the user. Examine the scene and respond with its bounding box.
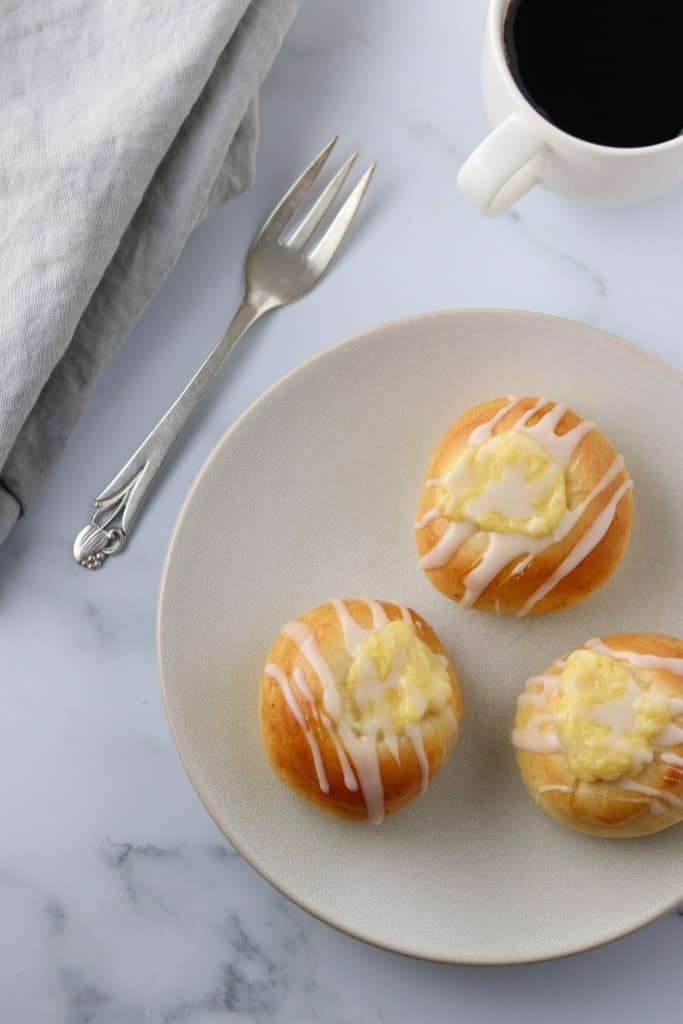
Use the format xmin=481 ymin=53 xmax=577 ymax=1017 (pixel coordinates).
xmin=415 ymin=396 xmax=632 ymax=615
xmin=512 ymin=634 xmax=683 ymax=837
xmin=259 ymin=598 xmax=462 ymax=823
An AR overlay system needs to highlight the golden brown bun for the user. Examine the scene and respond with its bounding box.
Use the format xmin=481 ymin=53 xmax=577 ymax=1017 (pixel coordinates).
xmin=259 ymin=599 xmax=462 ymax=823
xmin=415 ymin=397 xmax=633 ymax=615
xmin=514 ymin=634 xmax=683 ymax=837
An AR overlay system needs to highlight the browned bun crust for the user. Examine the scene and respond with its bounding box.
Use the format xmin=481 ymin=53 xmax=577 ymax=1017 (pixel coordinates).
xmin=415 ymin=397 xmax=632 ymax=615
xmin=259 ymin=599 xmax=462 ymax=822
xmin=515 ymin=634 xmax=683 ymax=837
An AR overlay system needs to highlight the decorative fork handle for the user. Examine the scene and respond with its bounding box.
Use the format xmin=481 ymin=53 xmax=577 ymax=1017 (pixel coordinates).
xmin=73 ymin=296 xmax=271 ymax=569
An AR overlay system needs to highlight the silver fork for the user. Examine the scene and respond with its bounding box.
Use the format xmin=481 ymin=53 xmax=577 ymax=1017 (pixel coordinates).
xmin=73 ymin=137 xmax=375 ymax=569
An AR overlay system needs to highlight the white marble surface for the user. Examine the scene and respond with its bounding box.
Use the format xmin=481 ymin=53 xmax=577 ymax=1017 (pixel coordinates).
xmin=2 ymin=1 xmax=682 ymax=1020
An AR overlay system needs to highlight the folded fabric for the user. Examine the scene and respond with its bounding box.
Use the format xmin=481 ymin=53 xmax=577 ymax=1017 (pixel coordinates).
xmin=0 ymin=0 xmax=300 ymax=546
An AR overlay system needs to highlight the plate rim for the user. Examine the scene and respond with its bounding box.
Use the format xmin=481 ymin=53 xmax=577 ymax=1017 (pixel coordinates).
xmin=157 ymin=307 xmax=683 ymax=965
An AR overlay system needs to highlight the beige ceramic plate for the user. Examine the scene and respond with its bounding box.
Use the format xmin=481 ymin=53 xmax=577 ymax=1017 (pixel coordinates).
xmin=157 ymin=310 xmax=683 ymax=964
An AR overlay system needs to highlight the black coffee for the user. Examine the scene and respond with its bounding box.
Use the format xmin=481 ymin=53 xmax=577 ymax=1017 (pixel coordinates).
xmin=504 ymin=0 xmax=683 ymax=148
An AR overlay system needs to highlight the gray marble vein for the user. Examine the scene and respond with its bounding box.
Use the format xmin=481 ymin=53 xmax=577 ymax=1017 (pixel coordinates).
xmin=504 ymin=208 xmax=608 ymax=320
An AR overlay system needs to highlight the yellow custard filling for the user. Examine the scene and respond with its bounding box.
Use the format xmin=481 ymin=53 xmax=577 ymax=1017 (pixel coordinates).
xmin=344 ymin=621 xmax=452 ymax=735
xmin=554 ymin=650 xmax=670 ymax=782
xmin=437 ymin=431 xmax=566 ymax=538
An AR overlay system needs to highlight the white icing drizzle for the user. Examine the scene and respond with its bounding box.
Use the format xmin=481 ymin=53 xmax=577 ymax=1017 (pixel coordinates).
xmin=265 ymin=665 xmax=330 ymax=794
xmin=292 ymin=667 xmax=360 ymax=793
xmin=335 ymin=725 xmax=386 ymax=824
xmin=511 ymin=713 xmax=563 ymax=753
xmin=514 ymin=639 xmax=683 ymax=815
xmin=320 ymin=713 xmax=358 ymax=791
xmin=466 ymin=461 xmax=554 ymax=523
xmin=517 ymin=673 xmax=561 ymax=708
xmin=292 ymin=666 xmax=316 ymax=708
xmin=419 ymin=520 xmax=475 ymax=571
xmin=383 ymin=730 xmax=401 ymax=765
xmin=420 ymin=398 xmax=630 ymax=615
xmin=517 ymin=476 xmax=632 ymax=615
xmin=330 ymin=598 xmax=374 ymax=656
xmin=468 ymin=395 xmax=520 ymax=444
xmin=654 ymin=723 xmax=683 ymax=746
xmin=396 ymin=603 xmax=414 ymax=627
xmin=463 ymin=454 xmax=626 ymax=609
xmin=510 ymin=553 xmax=533 ymax=577
xmin=614 ymin=794 xmax=667 ymax=814
xmin=281 ymin=620 xmax=341 ymax=719
xmin=509 ymin=396 xmax=545 ymax=430
xmin=583 ymin=638 xmax=683 ymax=748
xmin=330 ymin=596 xmax=390 ymax=657
xmin=585 ymin=639 xmax=683 ymax=678
xmin=617 ymin=778 xmax=683 ymax=812
xmin=282 ymin=611 xmax=386 ymax=823
xmin=279 ymin=599 xmax=447 ymax=824
xmin=466 ymin=454 xmax=626 ymax=608
xmin=588 ymin=677 xmax=641 ymax=737
xmin=661 ymin=752 xmax=683 ymax=768
xmin=414 ymin=507 xmax=443 ymax=530
xmin=542 ymin=784 xmax=666 ymax=814
xmin=519 ymin=401 xmax=595 ymax=469
xmin=405 ymin=724 xmax=430 ymax=794
xmin=359 ymin=596 xmax=390 ymax=630
xmin=515 ymin=645 xmax=683 ymax=750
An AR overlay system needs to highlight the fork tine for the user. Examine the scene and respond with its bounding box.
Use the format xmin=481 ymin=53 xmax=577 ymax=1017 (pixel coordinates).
xmin=288 ymin=151 xmax=358 ymax=249
xmin=257 ymin=136 xmax=338 ymax=240
xmin=306 ymin=163 xmax=376 ymax=273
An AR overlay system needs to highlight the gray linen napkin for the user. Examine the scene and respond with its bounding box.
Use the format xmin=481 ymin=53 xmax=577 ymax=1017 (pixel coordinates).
xmin=0 ymin=0 xmax=301 ymax=545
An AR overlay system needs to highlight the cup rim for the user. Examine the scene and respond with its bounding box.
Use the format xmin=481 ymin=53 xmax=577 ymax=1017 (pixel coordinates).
xmin=490 ymin=0 xmax=683 ymax=156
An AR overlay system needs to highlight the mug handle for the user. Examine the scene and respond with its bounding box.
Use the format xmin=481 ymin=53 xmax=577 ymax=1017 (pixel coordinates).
xmin=457 ymin=114 xmax=548 ymax=215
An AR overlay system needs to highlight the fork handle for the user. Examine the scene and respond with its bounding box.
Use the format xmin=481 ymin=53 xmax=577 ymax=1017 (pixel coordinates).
xmin=73 ymin=296 xmax=269 ymax=569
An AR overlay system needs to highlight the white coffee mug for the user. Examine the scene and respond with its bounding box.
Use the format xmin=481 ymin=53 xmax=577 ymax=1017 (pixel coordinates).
xmin=457 ymin=0 xmax=683 ymax=215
